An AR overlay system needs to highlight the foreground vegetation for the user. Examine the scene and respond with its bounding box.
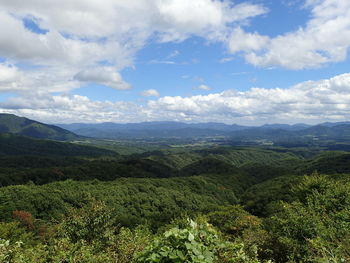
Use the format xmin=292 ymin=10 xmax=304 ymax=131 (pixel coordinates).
xmin=1 ymin=174 xmax=349 ymax=262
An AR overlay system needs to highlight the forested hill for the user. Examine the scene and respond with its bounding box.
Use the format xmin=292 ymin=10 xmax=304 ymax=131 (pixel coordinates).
xmin=0 ymin=113 xmax=79 ymax=141
xmin=0 ymin=145 xmax=292 ymax=187
xmin=0 ymin=133 xmax=116 ymax=157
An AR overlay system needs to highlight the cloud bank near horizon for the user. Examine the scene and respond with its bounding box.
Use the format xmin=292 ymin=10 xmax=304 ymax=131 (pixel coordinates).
xmin=1 ymin=72 xmax=350 ymax=125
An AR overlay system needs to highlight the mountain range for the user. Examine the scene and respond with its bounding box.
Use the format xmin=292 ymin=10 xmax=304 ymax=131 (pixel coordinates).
xmin=57 ymin=121 xmax=315 ymax=139
xmin=57 ymin=120 xmax=350 ymax=141
xmin=1 ymin=113 xmax=350 ymax=144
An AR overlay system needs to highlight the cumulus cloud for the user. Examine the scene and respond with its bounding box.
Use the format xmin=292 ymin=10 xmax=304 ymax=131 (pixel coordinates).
xmin=140 ymin=89 xmax=160 ymax=97
xmin=228 ymin=0 xmax=350 ymax=69
xmin=0 ymin=0 xmax=267 ymax=64
xmin=228 ymin=27 xmax=270 ymax=53
xmin=0 ymin=63 xmax=79 ymax=93
xmin=154 ymin=0 xmax=266 ymax=42
xmin=0 ymin=11 xmax=111 ymax=67
xmin=0 ymin=0 xmax=267 ymax=93
xmin=74 ymin=68 xmax=131 ymax=90
xmin=147 ymin=72 xmax=350 ymax=123
xmin=2 ymin=73 xmax=350 ymax=124
xmin=0 ymin=64 xmax=22 ymax=90
xmin=0 ymin=0 xmax=266 ymax=41
xmin=0 ymin=94 xmax=145 ymax=123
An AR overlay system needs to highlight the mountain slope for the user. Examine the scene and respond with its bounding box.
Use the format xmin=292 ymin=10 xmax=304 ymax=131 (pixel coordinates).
xmin=0 ymin=133 xmax=115 ymax=157
xmin=145 ymin=147 xmax=299 ymax=169
xmin=0 ymin=113 xmax=79 ymax=140
xmin=298 ymin=124 xmax=350 ymax=138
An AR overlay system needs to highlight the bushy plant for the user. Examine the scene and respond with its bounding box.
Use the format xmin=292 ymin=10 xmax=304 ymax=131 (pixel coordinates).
xmin=0 ymin=239 xmax=23 ymax=263
xmin=59 ymin=200 xmax=118 ymax=249
xmin=136 ymin=219 xmax=218 ymax=263
xmin=12 ymin=210 xmax=34 ymax=230
xmin=114 ymin=226 xmax=152 ymax=263
xmin=136 ymin=219 xmax=269 ymax=263
xmin=0 ymin=238 xmax=114 ymax=263
xmin=0 ymin=222 xmax=36 ymax=246
xmin=208 ymin=205 xmax=269 ymax=260
xmin=208 ymin=205 xmax=262 ymax=238
xmin=265 ymin=175 xmax=350 ymax=262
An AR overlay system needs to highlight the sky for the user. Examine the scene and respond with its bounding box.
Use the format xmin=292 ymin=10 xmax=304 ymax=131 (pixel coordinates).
xmin=0 ymin=0 xmax=350 ymax=125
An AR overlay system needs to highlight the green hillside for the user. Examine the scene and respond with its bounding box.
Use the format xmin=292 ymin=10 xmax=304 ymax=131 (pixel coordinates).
xmin=0 ymin=113 xmax=79 ymax=141
xmin=0 ymin=173 xmax=242 ymax=227
xmin=296 ymin=151 xmax=350 ymax=174
xmin=0 ymin=133 xmax=116 ymax=157
xmin=146 ymin=147 xmax=299 ymax=169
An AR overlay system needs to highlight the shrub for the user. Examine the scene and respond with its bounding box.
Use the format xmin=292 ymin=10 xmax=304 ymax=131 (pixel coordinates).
xmin=136 ymin=219 xmax=270 ymax=263
xmin=114 ymin=226 xmax=152 ymax=263
xmin=12 ymin=210 xmax=34 ymax=230
xmin=264 ymin=175 xmax=350 ymax=262
xmin=59 ymin=200 xmax=118 ymax=249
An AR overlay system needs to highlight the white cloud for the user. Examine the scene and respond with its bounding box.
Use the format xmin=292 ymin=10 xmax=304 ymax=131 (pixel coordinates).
xmin=140 ymin=89 xmax=160 ymax=97
xmin=0 ymin=64 xmax=21 ymax=89
xmin=197 ymin=85 xmax=211 ymax=90
xmin=228 ymin=0 xmax=350 ymax=69
xmin=228 ymin=27 xmax=270 ymax=53
xmin=74 ymin=68 xmax=131 ymax=90
xmin=0 ymin=63 xmax=79 ymax=93
xmin=0 ymin=11 xmax=111 ymax=67
xmin=0 ymin=0 xmax=267 ymax=93
xmin=0 ymin=0 xmax=266 ymax=66
xmin=155 ymin=0 xmax=266 ymax=42
xmin=0 ymin=94 xmax=145 ymax=123
xmin=147 ymin=72 xmax=350 ymax=123
xmin=149 ymin=60 xmax=176 ymax=65
xmin=2 ymin=73 xmax=350 ymax=124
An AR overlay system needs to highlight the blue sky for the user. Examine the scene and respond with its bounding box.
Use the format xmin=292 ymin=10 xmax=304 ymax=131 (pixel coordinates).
xmin=0 ymin=0 xmax=350 ymax=124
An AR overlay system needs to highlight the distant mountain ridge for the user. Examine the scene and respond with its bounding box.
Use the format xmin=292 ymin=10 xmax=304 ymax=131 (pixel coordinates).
xmin=58 ymin=121 xmax=247 ymax=132
xmin=57 ymin=120 xmax=350 ymax=139
xmin=2 ymin=113 xmax=350 ymax=141
xmin=57 ymin=121 xmax=249 ymax=139
xmin=260 ymin=123 xmax=311 ymax=131
xmin=0 ymin=113 xmax=79 ymax=141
